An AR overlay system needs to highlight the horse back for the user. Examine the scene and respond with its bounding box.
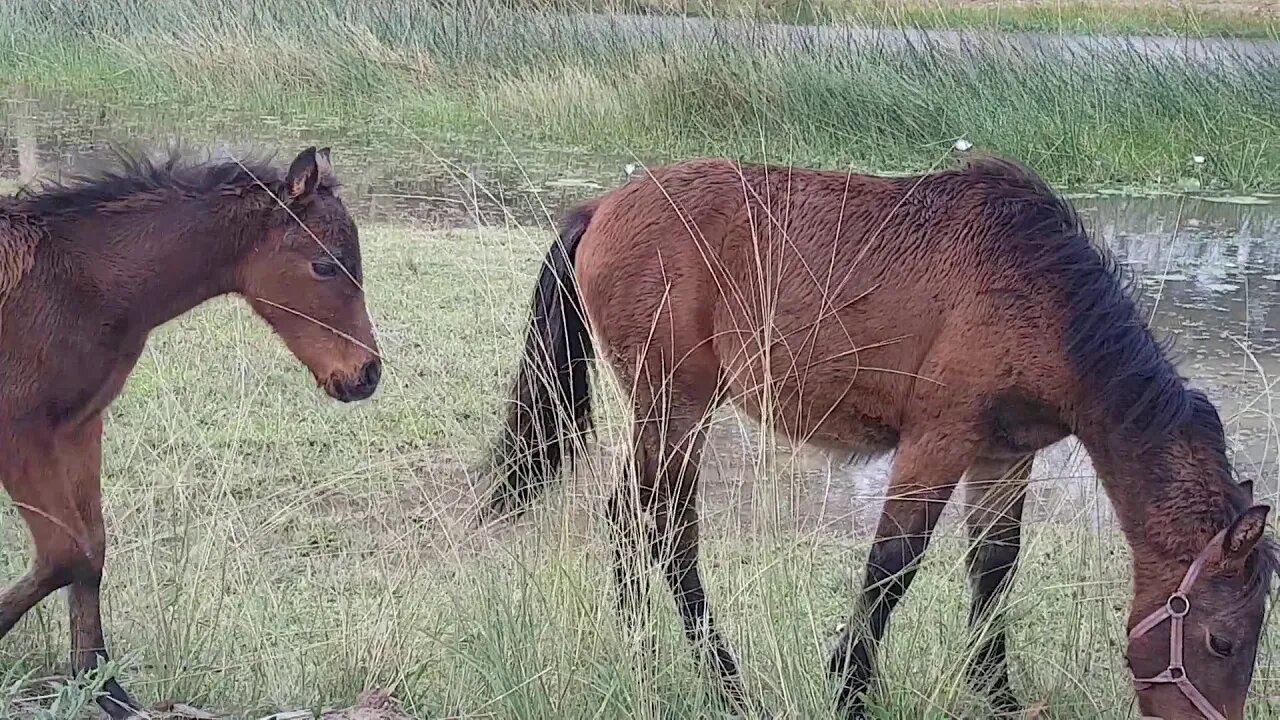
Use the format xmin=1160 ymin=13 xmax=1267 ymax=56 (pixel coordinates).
xmin=574 ymin=159 xmax=749 ymax=383
xmin=576 ymin=157 xmax=1083 ymax=457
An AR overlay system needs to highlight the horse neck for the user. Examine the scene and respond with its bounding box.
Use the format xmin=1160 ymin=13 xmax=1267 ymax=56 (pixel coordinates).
xmin=55 ymin=197 xmax=261 ymax=331
xmin=1076 ymin=414 xmax=1236 ymax=582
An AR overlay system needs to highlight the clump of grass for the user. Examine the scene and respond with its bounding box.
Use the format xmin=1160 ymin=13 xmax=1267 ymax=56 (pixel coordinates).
xmin=1 ymin=0 xmax=1277 ymax=190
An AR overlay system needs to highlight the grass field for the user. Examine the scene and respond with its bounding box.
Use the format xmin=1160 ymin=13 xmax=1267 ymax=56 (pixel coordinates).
xmin=1 ymin=0 xmax=1278 ymax=190
xmin=2 ymin=0 xmax=1280 ymax=717
xmin=0 ymin=224 xmax=1277 ymax=719
xmin=525 ymin=0 xmax=1280 ymax=37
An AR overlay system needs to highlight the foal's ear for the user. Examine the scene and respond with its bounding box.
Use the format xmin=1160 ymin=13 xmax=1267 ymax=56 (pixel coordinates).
xmin=316 ymin=147 xmax=336 ymax=185
xmin=1239 ymin=480 xmax=1254 ymax=501
xmin=1224 ymin=505 xmax=1271 ymax=562
xmin=285 ymin=146 xmax=320 ymax=200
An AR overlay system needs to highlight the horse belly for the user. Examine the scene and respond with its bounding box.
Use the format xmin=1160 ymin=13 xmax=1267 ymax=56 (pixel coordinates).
xmin=713 ymin=319 xmax=907 ymax=461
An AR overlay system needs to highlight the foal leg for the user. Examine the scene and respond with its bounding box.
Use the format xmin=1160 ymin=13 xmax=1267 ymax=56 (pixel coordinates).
xmin=0 ymin=432 xmax=73 ymax=637
xmin=63 ymin=416 xmax=141 ymax=718
xmin=963 ymin=455 xmax=1032 ymax=716
xmin=829 ymin=434 xmax=974 ymax=718
xmin=0 ymin=550 xmax=72 ymax=639
xmin=0 ymin=422 xmax=140 ymax=718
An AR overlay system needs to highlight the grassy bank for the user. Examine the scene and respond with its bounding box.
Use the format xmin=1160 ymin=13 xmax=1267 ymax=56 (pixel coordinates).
xmin=2 ymin=0 xmax=1279 ymax=191
xmin=517 ymin=0 xmax=1280 ymax=38
xmin=0 ymin=224 xmax=1276 ymax=718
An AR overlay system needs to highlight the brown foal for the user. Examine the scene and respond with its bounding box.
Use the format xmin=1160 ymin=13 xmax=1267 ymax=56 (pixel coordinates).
xmin=0 ymin=146 xmax=381 ymax=717
xmin=487 ymin=156 xmax=1276 ymax=719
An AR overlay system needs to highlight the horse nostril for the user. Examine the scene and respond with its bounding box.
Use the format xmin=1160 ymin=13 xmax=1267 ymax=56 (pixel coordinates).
xmin=360 ymin=359 xmax=381 ymax=388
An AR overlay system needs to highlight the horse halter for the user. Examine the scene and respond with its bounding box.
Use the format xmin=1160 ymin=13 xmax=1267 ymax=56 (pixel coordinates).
xmin=1127 ymin=528 xmax=1227 ymax=720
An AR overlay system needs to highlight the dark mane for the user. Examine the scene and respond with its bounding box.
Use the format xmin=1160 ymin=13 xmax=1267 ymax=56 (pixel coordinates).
xmin=14 ymin=144 xmax=329 ymax=218
xmin=960 ymin=156 xmax=1278 ymax=598
xmin=1176 ymin=391 xmax=1280 ymax=600
xmin=960 ymin=156 xmax=1194 ymax=444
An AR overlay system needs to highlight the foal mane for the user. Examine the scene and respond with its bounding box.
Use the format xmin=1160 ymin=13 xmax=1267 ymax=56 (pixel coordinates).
xmin=0 ymin=206 xmax=43 ymax=302
xmin=14 ymin=144 xmax=331 ymax=219
xmin=958 ymin=157 xmax=1278 ymax=598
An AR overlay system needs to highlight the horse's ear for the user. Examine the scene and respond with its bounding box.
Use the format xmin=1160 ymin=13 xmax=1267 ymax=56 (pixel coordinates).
xmin=1224 ymin=505 xmax=1270 ymax=563
xmin=316 ymin=147 xmax=335 ymax=185
xmin=285 ymin=146 xmax=320 ymax=200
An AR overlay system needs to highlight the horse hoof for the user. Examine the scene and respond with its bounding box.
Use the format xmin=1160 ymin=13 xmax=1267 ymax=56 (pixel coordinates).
xmin=96 ymin=680 xmax=146 ymax=720
xmin=152 ymin=700 xmax=221 ymax=719
xmin=991 ymin=693 xmax=1024 ymax=718
xmin=713 ymin=683 xmax=753 ymax=717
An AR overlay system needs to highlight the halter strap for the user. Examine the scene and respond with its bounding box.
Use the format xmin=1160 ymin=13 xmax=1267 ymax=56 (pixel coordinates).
xmin=1127 ymin=529 xmax=1227 ymax=720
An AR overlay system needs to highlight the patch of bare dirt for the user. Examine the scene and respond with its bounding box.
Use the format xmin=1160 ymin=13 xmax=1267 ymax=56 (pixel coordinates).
xmin=317 ymin=689 xmax=416 ymax=720
xmin=145 ymin=689 xmax=419 ymax=720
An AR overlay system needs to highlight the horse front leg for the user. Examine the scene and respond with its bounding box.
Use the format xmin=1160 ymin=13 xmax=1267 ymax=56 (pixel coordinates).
xmin=829 ymin=433 xmax=972 ymax=718
xmin=0 ymin=418 xmax=141 ymax=719
xmin=64 ymin=416 xmax=141 ymax=718
xmin=963 ymin=455 xmax=1033 ymax=716
xmin=0 ymin=432 xmax=76 ymax=638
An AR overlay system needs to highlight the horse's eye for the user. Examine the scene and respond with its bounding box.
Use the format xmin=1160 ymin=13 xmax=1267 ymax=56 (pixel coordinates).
xmin=311 ymin=262 xmax=340 ymax=278
xmin=1208 ymin=634 xmax=1234 ymax=658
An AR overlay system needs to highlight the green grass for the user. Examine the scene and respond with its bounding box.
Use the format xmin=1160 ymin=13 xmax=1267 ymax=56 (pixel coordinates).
xmin=0 ymin=224 xmax=1277 ymax=719
xmin=1 ymin=0 xmax=1278 ymax=191
xmin=1 ymin=1 xmax=1279 ymax=714
xmin=522 ymin=0 xmax=1279 ymax=38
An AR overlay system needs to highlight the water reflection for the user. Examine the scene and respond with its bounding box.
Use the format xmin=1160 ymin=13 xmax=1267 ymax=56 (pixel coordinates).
xmin=567 ymin=12 xmax=1280 ymax=66
xmin=3 ymin=99 xmax=1277 ymax=536
xmin=1 ymin=94 xmax=622 ymax=228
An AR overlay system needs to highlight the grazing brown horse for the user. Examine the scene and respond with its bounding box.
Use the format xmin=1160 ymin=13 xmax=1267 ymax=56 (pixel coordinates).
xmin=0 ymin=146 xmax=381 ymax=717
xmin=486 ymin=156 xmax=1277 ymax=719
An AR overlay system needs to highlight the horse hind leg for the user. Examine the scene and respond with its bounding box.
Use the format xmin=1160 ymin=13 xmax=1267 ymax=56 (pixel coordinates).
xmin=611 ymin=355 xmax=747 ymax=712
xmin=648 ymin=423 xmax=746 ymax=711
xmin=606 ymin=470 xmax=653 ymax=655
xmin=962 ymin=454 xmax=1032 ymax=716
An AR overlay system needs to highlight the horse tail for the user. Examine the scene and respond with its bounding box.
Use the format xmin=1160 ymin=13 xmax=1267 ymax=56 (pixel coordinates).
xmin=484 ymin=202 xmax=597 ymax=520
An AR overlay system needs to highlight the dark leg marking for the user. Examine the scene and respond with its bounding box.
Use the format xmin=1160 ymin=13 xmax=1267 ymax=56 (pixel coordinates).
xmin=963 ymin=455 xmax=1032 ymax=715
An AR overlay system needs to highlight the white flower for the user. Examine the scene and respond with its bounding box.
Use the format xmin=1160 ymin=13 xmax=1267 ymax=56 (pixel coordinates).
xmin=953 ymin=138 xmax=973 ymax=152
xmin=624 ymin=163 xmax=637 ymax=176
xmin=1193 ymin=155 xmax=1206 ymax=164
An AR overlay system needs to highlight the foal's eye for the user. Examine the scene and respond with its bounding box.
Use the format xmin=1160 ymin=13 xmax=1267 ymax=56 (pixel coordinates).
xmin=1208 ymin=634 xmax=1234 ymax=658
xmin=311 ymin=262 xmax=340 ymax=278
